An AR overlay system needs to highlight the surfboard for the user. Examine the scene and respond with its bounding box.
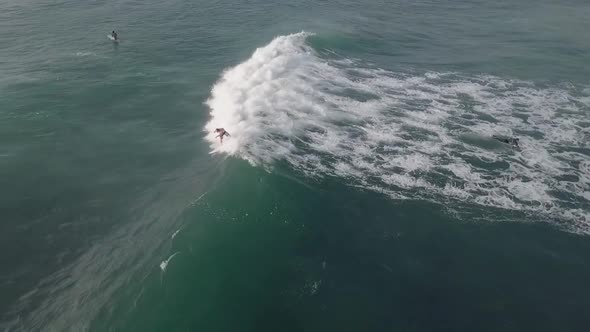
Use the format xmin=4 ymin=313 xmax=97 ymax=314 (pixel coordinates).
xmin=107 ymin=35 xmax=119 ymax=42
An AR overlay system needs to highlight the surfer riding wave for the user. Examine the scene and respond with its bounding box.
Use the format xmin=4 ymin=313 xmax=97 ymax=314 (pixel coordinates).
xmin=214 ymin=128 xmax=230 ymax=144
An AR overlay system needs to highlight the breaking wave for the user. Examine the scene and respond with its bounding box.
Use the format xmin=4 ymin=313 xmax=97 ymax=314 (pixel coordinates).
xmin=205 ymin=32 xmax=590 ymax=234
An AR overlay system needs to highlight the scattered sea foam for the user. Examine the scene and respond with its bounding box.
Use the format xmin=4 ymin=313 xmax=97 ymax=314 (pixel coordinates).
xmin=205 ymin=32 xmax=590 ymax=234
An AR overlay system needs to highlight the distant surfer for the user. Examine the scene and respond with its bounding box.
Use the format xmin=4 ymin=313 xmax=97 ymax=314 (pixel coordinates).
xmin=111 ymin=31 xmax=118 ymax=41
xmin=214 ymin=128 xmax=230 ymax=144
xmin=492 ymin=135 xmax=520 ymax=149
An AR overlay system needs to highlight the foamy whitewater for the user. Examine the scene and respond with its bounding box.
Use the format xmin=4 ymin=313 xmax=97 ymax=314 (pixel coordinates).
xmin=206 ymin=32 xmax=590 ymax=233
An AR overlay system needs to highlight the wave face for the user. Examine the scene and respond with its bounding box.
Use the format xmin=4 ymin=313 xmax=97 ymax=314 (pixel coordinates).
xmin=205 ymin=32 xmax=590 ymax=233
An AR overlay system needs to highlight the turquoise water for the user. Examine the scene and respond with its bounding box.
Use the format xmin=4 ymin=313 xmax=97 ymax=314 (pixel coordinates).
xmin=2 ymin=0 xmax=590 ymax=331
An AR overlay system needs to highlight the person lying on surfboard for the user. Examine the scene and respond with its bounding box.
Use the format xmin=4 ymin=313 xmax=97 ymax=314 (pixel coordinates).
xmin=111 ymin=31 xmax=118 ymax=41
xmin=214 ymin=128 xmax=230 ymax=144
xmin=492 ymin=135 xmax=520 ymax=149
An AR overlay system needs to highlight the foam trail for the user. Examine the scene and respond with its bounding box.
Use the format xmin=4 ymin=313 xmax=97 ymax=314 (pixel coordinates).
xmin=160 ymin=251 xmax=180 ymax=272
xmin=171 ymin=229 xmax=180 ymax=239
xmin=75 ymin=52 xmax=95 ymax=57
xmin=204 ymin=32 xmax=590 ymax=234
xmin=189 ymin=192 xmax=207 ymax=206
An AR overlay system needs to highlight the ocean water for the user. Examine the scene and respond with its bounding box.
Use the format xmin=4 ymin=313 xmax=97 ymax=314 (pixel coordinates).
xmin=1 ymin=0 xmax=590 ymax=331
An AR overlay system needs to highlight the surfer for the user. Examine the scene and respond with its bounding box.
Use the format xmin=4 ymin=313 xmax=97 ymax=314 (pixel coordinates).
xmin=492 ymin=135 xmax=520 ymax=148
xmin=214 ymin=128 xmax=230 ymax=144
xmin=111 ymin=31 xmax=118 ymax=41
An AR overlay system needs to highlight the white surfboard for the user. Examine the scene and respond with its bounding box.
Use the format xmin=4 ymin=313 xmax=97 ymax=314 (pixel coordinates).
xmin=107 ymin=34 xmax=119 ymax=42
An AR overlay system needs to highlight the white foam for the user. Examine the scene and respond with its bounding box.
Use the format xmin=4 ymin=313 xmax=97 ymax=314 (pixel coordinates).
xmin=74 ymin=52 xmax=96 ymax=57
xmin=204 ymin=33 xmax=590 ymax=234
xmin=443 ymin=183 xmax=473 ymax=200
xmin=443 ymin=163 xmax=481 ymax=182
xmin=160 ymin=252 xmax=180 ymax=272
xmin=171 ymin=229 xmax=180 ymax=239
